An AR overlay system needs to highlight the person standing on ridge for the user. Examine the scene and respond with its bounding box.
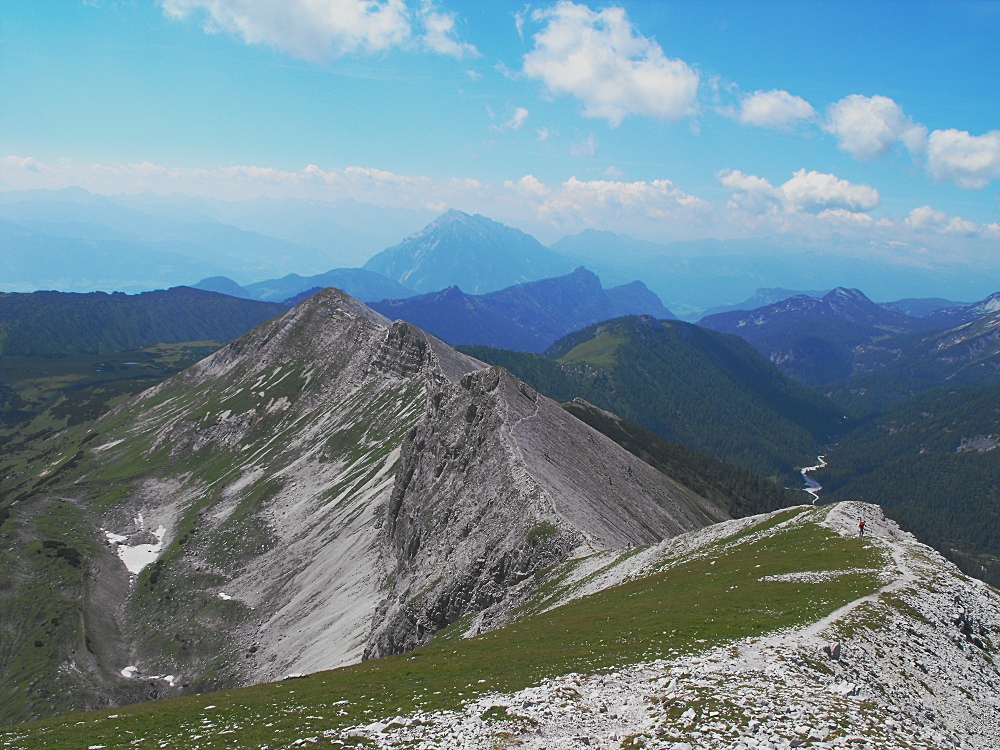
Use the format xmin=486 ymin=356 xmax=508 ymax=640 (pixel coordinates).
xmin=858 ymin=518 xmax=866 ymax=537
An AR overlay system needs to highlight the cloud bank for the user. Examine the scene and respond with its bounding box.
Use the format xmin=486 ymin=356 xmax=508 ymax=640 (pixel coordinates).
xmin=3 ymin=154 xmax=996 ymax=250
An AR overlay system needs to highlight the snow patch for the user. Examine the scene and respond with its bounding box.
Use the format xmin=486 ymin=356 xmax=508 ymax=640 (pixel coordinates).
xmin=117 ymin=525 xmax=167 ymax=574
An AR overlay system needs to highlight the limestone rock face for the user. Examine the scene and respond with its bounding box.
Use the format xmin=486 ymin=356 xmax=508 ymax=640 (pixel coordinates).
xmin=73 ymin=288 xmax=727 ymax=705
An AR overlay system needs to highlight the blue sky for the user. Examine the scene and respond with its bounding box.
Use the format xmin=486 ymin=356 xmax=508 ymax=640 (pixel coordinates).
xmin=1 ymin=0 xmax=998 ymax=250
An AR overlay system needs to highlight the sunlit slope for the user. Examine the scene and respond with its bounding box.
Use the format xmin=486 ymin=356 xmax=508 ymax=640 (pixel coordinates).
xmin=9 ymin=500 xmax=996 ymax=749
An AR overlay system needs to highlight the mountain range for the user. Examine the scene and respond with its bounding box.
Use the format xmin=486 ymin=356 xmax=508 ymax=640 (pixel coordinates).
xmin=698 ymin=287 xmax=924 ymax=386
xmin=370 ymin=267 xmax=674 ymax=353
xmin=698 ymin=287 xmax=1000 ymax=412
xmin=194 ymin=268 xmax=416 ymax=304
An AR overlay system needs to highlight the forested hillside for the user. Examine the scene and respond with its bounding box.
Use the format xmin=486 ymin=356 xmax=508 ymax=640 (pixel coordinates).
xmin=462 ymin=316 xmax=845 ymax=481
xmin=562 ymin=399 xmax=799 ymax=515
xmin=0 ymin=287 xmax=285 ymax=356
xmin=818 ymin=384 xmax=1000 ymax=586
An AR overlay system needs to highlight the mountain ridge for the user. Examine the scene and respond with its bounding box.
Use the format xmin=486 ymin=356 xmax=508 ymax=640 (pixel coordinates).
xmin=370 ymin=267 xmax=675 ymax=353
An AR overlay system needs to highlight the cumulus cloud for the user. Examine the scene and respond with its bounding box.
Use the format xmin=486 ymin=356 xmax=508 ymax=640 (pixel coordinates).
xmin=419 ymin=1 xmax=478 ymax=58
xmin=719 ymin=168 xmax=879 ymax=215
xmin=522 ymin=1 xmax=699 ymax=126
xmin=823 ymin=94 xmax=927 ymax=160
xmin=736 ymin=89 xmax=815 ymax=128
xmin=781 ymin=169 xmax=880 ymax=212
xmin=925 ymin=129 xmax=1000 ymax=189
xmin=161 ymin=0 xmax=475 ymax=61
xmin=904 ymin=205 xmax=982 ymax=236
xmin=506 ymin=173 xmax=707 ymax=227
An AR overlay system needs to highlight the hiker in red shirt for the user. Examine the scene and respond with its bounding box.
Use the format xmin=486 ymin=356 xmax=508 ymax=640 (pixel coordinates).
xmin=858 ymin=519 xmax=866 ymax=537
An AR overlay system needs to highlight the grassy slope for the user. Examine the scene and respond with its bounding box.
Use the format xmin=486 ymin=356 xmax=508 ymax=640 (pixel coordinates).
xmin=0 ymin=507 xmax=884 ymax=747
xmin=0 ymin=342 xmax=229 ymax=727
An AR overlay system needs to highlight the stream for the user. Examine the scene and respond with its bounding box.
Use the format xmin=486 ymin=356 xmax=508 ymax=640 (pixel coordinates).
xmin=801 ymin=455 xmax=827 ymax=504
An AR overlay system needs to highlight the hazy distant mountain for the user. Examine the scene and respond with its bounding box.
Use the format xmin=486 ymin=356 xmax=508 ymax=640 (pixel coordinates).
xmin=922 ymin=291 xmax=1000 ymax=328
xmin=192 ymin=276 xmax=256 ymax=299
xmin=0 ymin=218 xmax=227 ymax=293
xmin=110 ymin=193 xmax=434 ymax=268
xmin=698 ymin=288 xmax=924 ymax=386
xmin=0 ymin=191 xmax=338 ymax=281
xmin=0 ymin=287 xmax=285 ymax=356
xmin=371 ymin=267 xmax=675 ymax=353
xmin=881 ymin=297 xmax=968 ymax=318
xmin=364 ymin=209 xmax=574 ymax=294
xmin=701 ymin=288 xmax=828 ymax=318
xmin=463 ymin=315 xmax=843 ymax=479
xmin=241 ymin=268 xmax=417 ymax=303
xmin=550 ymin=229 xmax=1000 ymax=318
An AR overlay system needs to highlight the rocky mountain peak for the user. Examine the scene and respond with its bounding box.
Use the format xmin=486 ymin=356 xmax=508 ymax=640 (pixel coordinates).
xmin=63 ymin=289 xmax=726 ymax=706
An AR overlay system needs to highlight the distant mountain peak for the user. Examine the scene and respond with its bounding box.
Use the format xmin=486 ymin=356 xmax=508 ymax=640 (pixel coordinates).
xmin=825 ymin=287 xmax=871 ymax=303
xmin=364 ymin=211 xmax=574 ymax=295
xmin=431 ymin=207 xmax=473 ymax=225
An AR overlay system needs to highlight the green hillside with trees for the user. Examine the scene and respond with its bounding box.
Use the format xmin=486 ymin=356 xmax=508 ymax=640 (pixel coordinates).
xmin=817 ymin=384 xmax=1000 ymax=586
xmin=0 ymin=287 xmax=285 ymax=356
xmin=462 ymin=316 xmax=845 ymax=482
xmin=562 ymin=399 xmax=800 ymax=515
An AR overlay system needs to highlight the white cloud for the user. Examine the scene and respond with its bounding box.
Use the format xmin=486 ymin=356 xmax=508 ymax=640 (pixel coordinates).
xmin=503 ymin=174 xmax=551 ymax=198
xmin=925 ymin=129 xmax=1000 ymax=189
xmin=522 ymin=1 xmax=699 ymax=126
xmin=823 ymin=94 xmax=927 ymax=160
xmin=507 ymin=174 xmax=707 ymax=227
xmin=737 ymin=89 xmax=814 ymax=128
xmin=536 ymin=127 xmax=551 ymax=142
xmin=419 ymin=1 xmax=478 ymax=58
xmin=161 ymin=0 xmax=475 ymax=61
xmin=490 ymin=107 xmax=529 ymax=133
xmin=781 ymin=169 xmax=880 ymax=212
xmin=816 ymin=208 xmax=874 ymax=227
xmin=719 ymin=168 xmax=879 ymax=215
xmin=506 ymin=107 xmax=530 ymax=130
xmin=718 ymin=169 xmax=783 ymax=214
xmin=904 ymin=205 xmax=982 ymax=236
